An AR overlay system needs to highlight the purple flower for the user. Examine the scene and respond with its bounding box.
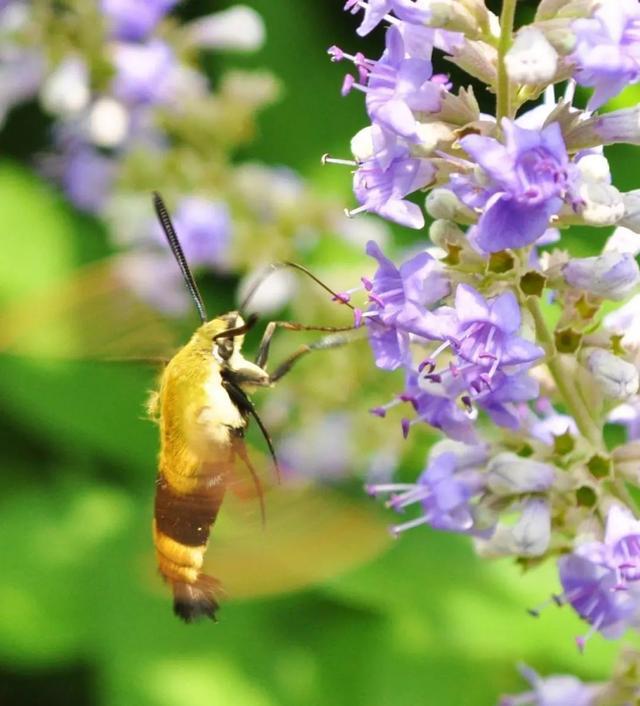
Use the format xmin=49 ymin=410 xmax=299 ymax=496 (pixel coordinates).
xmin=367 ymin=443 xmax=488 ymax=536
xmin=153 ymin=197 xmax=232 ymax=270
xmin=361 ymin=240 xmax=448 ymax=369
xmin=480 ymin=371 xmax=540 ymax=430
xmin=351 ymin=146 xmax=435 ymax=228
xmin=368 ymin=285 xmax=542 ymax=439
xmin=571 ymin=0 xmax=640 ymax=110
xmin=112 ymin=39 xmax=176 ymax=106
xmin=365 ymin=240 xmax=449 ymax=326
xmin=420 ymin=284 xmax=544 ymax=393
xmin=397 ymin=19 xmax=463 ymax=57
xmin=402 ymin=370 xmax=478 ymax=443
xmin=337 ymin=26 xmax=442 ymax=140
xmin=555 ymin=505 xmax=640 ymax=649
xmin=101 ymin=0 xmax=177 ymax=41
xmin=449 ymin=120 xmax=573 ymax=252
xmin=344 ymin=0 xmax=431 ymax=38
xmin=499 ymin=664 xmax=598 ymax=706
xmin=367 ymin=323 xmax=411 ymax=371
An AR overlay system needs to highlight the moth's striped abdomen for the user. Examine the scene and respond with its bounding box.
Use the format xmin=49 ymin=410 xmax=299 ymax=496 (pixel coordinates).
xmin=153 ymin=464 xmax=228 ymax=621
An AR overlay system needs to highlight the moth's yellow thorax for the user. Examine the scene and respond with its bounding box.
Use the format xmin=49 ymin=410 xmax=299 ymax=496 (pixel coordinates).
xmin=155 ymin=316 xmax=245 ymax=494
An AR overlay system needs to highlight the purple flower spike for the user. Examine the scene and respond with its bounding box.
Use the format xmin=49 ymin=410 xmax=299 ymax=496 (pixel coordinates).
xmin=101 ymin=0 xmax=177 ymax=41
xmin=449 ymin=120 xmax=573 ymax=252
xmin=571 ymin=0 xmax=640 ymax=110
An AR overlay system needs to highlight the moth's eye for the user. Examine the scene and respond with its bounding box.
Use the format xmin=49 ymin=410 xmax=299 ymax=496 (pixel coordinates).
xmin=217 ymin=338 xmax=234 ymax=361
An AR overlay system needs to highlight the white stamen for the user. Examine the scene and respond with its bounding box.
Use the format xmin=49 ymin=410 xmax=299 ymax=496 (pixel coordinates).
xmin=345 ymin=205 xmax=368 ymax=218
xmin=391 ymin=515 xmax=430 ymax=536
xmin=321 ymin=153 xmax=358 ymax=167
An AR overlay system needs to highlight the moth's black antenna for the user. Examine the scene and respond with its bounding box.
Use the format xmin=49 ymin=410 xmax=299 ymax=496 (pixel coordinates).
xmin=239 ymin=261 xmax=356 ymax=313
xmin=152 ymin=191 xmax=208 ymax=324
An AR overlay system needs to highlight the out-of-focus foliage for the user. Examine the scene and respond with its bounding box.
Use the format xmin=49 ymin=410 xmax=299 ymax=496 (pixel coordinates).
xmin=0 ymin=1 xmax=636 ymax=705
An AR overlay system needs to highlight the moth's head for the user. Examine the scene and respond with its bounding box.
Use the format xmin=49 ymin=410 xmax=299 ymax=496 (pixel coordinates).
xmin=194 ymin=311 xmax=249 ymax=364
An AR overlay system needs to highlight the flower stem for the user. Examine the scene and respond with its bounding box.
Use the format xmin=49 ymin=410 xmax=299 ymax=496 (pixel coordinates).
xmin=497 ymin=0 xmax=517 ymax=122
xmin=526 ymin=297 xmax=603 ymax=448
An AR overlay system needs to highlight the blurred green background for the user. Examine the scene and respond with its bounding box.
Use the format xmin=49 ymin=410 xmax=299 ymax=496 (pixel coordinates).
xmin=0 ymin=1 xmax=636 ymax=705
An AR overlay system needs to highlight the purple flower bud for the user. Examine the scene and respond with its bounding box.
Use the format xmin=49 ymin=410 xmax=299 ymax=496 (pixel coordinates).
xmin=511 ymin=498 xmax=552 ymax=557
xmin=618 ymin=188 xmax=640 ymax=233
xmin=101 ymin=0 xmax=177 ymax=41
xmin=584 ymin=348 xmax=639 ymax=400
xmin=589 ymin=106 xmax=640 ymax=146
xmin=505 ymin=27 xmax=558 ymax=85
xmin=562 ymin=252 xmax=640 ymax=300
xmin=486 ymin=453 xmax=556 ymax=495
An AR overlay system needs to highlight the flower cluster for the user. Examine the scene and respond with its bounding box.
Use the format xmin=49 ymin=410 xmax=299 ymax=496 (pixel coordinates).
xmin=328 ymin=0 xmax=640 ymax=701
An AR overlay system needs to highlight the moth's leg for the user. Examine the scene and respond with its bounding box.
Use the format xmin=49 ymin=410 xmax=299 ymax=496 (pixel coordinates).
xmin=268 ymin=330 xmax=363 ymax=384
xmin=255 ymin=320 xmax=355 ymax=369
xmin=223 ymin=378 xmax=280 ymax=481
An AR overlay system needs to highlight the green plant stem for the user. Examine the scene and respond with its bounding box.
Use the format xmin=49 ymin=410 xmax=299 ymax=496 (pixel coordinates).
xmin=526 ymin=297 xmax=603 ymax=449
xmin=496 ymin=0 xmax=517 ymax=122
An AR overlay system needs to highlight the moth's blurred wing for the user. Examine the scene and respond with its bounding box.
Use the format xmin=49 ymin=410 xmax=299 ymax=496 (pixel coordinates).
xmin=203 ymin=479 xmax=392 ymax=600
xmin=0 ymin=256 xmax=180 ymax=360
